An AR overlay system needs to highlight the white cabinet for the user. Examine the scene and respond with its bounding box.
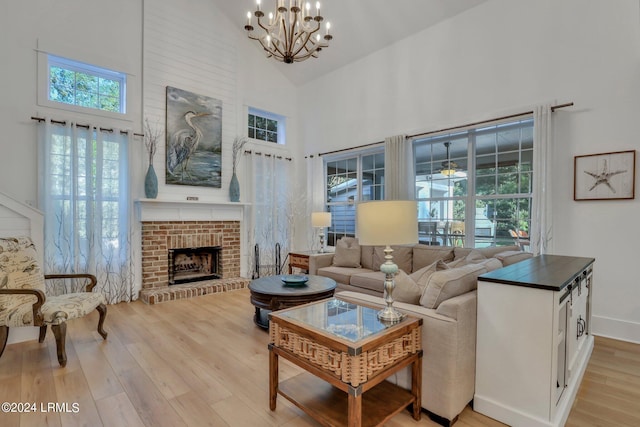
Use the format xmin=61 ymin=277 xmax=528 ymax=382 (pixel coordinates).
xmin=474 ymin=255 xmax=594 ymax=427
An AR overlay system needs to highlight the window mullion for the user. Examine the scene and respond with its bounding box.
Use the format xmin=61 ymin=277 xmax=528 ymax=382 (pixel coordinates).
xmin=464 ymin=130 xmax=476 ymax=247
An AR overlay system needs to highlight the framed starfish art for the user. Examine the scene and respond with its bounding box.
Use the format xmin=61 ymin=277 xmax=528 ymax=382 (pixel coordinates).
xmin=574 ymin=150 xmax=636 ymax=201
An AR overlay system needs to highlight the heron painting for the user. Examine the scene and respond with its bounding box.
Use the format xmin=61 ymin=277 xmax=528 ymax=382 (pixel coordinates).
xmin=166 ymin=86 xmax=222 ymax=187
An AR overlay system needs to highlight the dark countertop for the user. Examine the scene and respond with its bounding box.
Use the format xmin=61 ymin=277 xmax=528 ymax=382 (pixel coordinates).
xmin=479 ymin=254 xmax=595 ymax=291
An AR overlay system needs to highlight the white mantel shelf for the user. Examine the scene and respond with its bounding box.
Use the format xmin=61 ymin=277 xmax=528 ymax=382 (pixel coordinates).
xmin=135 ymin=199 xmax=250 ymax=222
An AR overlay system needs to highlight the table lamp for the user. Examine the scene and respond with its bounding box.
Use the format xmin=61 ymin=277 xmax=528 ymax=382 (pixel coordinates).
xmin=311 ymin=212 xmax=332 ymax=253
xmin=356 ymin=200 xmax=418 ymax=322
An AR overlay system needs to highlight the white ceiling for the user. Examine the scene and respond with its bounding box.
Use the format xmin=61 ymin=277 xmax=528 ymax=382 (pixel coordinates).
xmin=216 ymin=0 xmax=487 ymax=86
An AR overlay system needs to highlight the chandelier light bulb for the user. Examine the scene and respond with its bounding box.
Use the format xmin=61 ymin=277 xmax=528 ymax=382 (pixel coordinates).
xmin=256 ymin=0 xmax=261 ymax=11
xmin=326 ymin=21 xmax=331 ymax=34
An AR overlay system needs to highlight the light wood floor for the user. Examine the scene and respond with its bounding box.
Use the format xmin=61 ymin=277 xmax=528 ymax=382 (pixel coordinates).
xmin=1 ymin=288 xmax=639 ymax=427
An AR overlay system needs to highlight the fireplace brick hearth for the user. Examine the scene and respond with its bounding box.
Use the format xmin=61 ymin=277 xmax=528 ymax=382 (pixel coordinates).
xmin=139 ymin=220 xmax=249 ymax=304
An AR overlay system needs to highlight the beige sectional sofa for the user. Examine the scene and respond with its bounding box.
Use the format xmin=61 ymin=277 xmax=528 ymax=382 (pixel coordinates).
xmin=308 ymin=240 xmax=532 ymax=426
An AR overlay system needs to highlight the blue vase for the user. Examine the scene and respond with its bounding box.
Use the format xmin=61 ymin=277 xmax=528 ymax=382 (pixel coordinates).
xmin=145 ymin=164 xmax=158 ymax=199
xmin=229 ymin=172 xmax=240 ymax=202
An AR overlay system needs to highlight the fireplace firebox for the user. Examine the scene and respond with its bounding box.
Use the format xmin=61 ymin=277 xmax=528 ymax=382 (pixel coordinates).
xmin=168 ymin=246 xmax=221 ymax=285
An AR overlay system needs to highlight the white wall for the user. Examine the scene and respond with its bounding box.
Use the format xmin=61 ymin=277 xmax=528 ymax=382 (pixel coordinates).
xmin=299 ymin=0 xmax=640 ymax=343
xmin=0 ymin=0 xmax=143 ymax=205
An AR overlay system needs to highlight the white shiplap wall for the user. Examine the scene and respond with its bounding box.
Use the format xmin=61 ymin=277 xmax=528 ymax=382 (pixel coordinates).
xmin=0 ymin=191 xmax=44 ymax=344
xmin=143 ymin=0 xmax=238 ymax=202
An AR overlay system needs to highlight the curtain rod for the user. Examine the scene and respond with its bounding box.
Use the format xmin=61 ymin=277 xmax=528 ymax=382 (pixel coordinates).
xmin=307 ymin=102 xmax=573 ymax=158
xmin=305 ymin=140 xmax=384 ymax=159
xmin=407 ymin=102 xmax=573 ymax=139
xmin=244 ymin=149 xmax=292 ymax=161
xmin=31 ymin=116 xmax=144 ymax=137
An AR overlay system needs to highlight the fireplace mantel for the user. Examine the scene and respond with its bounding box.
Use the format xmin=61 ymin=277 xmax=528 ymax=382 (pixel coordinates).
xmin=136 ymin=199 xmax=249 ymax=222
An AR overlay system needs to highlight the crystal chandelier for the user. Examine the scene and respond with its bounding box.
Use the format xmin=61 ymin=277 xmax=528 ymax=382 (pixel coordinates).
xmin=244 ymin=0 xmax=332 ymax=64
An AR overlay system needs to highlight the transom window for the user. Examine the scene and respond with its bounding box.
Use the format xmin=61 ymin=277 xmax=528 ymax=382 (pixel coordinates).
xmin=47 ymin=55 xmax=126 ymax=114
xmin=414 ymin=118 xmax=534 ymax=248
xmin=248 ymin=107 xmax=286 ymax=144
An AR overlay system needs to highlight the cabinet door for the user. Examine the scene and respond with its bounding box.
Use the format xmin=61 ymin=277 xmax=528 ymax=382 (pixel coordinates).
xmin=567 ymin=274 xmax=589 ymax=379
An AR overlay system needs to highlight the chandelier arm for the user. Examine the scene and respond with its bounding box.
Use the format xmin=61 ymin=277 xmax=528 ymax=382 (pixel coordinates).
xmin=255 ymin=15 xmax=276 ymax=33
xmin=264 ymin=18 xmax=289 ymax=59
xmin=291 ymin=34 xmax=319 ymax=58
xmin=279 ymin=14 xmax=291 ymax=54
xmin=288 ymin=9 xmax=301 ymax=55
xmin=290 ymin=21 xmax=323 ymax=57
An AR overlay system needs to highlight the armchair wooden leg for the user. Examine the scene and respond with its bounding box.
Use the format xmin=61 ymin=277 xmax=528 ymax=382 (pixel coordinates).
xmin=96 ymin=303 xmax=108 ymax=340
xmin=0 ymin=326 xmax=8 ymax=358
xmin=51 ymin=323 xmax=67 ymax=367
xmin=39 ymin=325 xmax=47 ymax=343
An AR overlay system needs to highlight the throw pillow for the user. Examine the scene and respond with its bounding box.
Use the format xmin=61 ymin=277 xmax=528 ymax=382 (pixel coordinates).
xmin=394 ymin=259 xmax=451 ymax=305
xmin=447 ymin=250 xmax=486 ymax=268
xmin=495 ymin=250 xmax=533 ymax=266
xmin=410 ymin=259 xmax=449 ymax=287
xmin=392 ymin=270 xmax=421 ymax=304
xmin=420 ymin=263 xmax=486 ymax=309
xmin=332 ymin=237 xmax=361 ymax=268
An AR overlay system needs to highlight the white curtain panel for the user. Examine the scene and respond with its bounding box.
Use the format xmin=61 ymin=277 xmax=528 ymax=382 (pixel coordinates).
xmin=306 ymin=154 xmax=325 ymax=250
xmin=531 ymin=105 xmax=553 ymax=255
xmin=306 ymin=154 xmax=325 ymax=212
xmin=38 ymin=119 xmax=134 ymax=303
xmin=249 ymin=153 xmax=291 ymax=276
xmin=384 ymin=134 xmax=414 ymax=200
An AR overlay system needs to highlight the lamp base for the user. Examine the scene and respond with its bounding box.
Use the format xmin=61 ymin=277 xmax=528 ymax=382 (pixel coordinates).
xmin=377 ymin=306 xmax=406 ymax=323
xmin=376 ymin=245 xmax=405 ymax=323
xmin=318 ymin=232 xmax=326 ymax=253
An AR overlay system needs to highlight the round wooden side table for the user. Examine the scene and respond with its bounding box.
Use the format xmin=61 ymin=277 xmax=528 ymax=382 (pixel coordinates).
xmin=248 ymin=275 xmax=337 ymax=329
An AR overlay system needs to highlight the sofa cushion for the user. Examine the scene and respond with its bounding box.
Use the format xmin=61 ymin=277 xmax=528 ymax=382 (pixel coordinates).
xmin=454 ymin=245 xmax=520 ymax=260
xmin=420 ymin=263 xmax=487 ymax=309
xmin=348 ymin=271 xmax=387 ymax=293
xmin=317 ymin=266 xmax=374 ymax=285
xmin=373 ymin=246 xmax=413 ymax=273
xmin=333 ymin=237 xmax=361 ymax=268
xmin=495 ymin=250 xmax=534 ymax=266
xmin=412 ymin=245 xmax=455 ymax=271
xmin=359 ymin=246 xmax=376 ymax=270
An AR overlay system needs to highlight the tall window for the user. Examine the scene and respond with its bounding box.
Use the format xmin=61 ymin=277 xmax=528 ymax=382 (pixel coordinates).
xmin=39 ymin=122 xmax=132 ymax=303
xmin=325 ymin=150 xmax=384 ymax=245
xmin=48 ymin=55 xmax=126 ymax=114
xmin=414 ymin=118 xmax=533 ymax=248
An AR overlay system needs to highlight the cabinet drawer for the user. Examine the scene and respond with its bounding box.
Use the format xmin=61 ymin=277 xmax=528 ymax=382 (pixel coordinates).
xmin=290 ymin=255 xmax=309 ymax=268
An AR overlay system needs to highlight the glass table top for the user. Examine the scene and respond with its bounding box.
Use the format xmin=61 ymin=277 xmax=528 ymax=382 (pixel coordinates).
xmin=277 ymin=298 xmax=396 ymax=342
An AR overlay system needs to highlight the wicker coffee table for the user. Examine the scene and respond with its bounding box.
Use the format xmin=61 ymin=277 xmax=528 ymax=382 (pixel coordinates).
xmin=248 ymin=274 xmax=336 ymax=329
xmin=268 ymin=298 xmax=423 ymax=427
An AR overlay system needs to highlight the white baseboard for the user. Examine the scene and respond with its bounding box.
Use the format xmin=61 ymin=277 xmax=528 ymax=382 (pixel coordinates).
xmin=7 ymin=326 xmax=39 ymax=345
xmin=592 ymin=315 xmax=640 ymax=344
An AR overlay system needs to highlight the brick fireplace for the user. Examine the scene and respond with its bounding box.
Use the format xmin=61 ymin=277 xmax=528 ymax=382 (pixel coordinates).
xmin=137 ymin=200 xmax=249 ymax=304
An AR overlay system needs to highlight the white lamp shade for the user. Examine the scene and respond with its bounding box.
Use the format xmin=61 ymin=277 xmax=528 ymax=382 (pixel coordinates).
xmin=356 ymin=200 xmax=418 ymax=246
xmin=311 ymin=212 xmax=332 ymax=227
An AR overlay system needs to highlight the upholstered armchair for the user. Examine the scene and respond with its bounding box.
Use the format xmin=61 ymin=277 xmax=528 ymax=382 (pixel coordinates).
xmin=0 ymin=237 xmax=107 ymax=367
